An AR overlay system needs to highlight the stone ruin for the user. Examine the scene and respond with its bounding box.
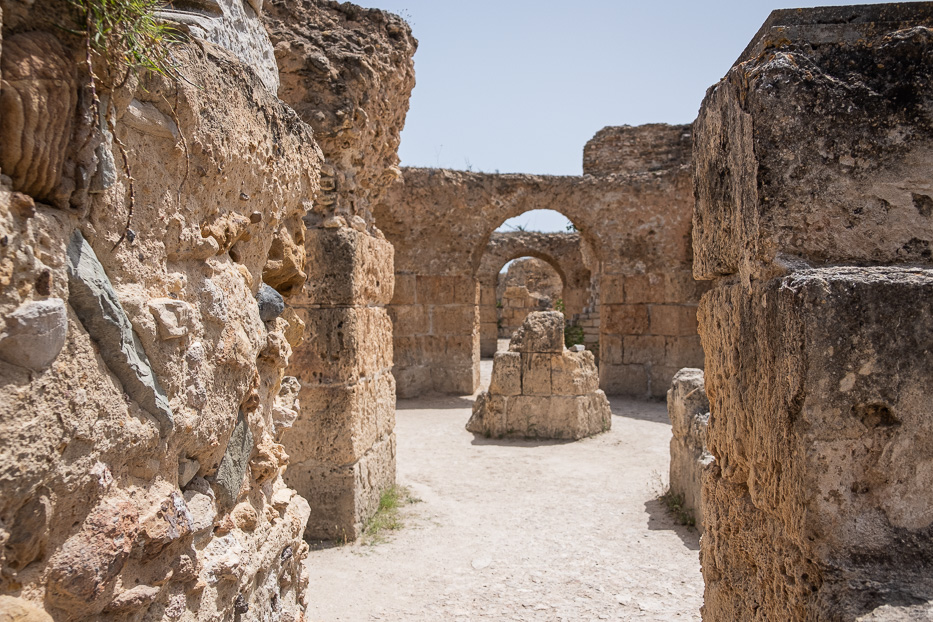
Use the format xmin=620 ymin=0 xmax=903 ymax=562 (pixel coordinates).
xmin=467 ymin=312 xmax=611 ymax=440
xmin=495 ymin=257 xmax=563 ymax=338
xmin=666 ymin=368 xmax=711 ymax=531
xmin=1 ymin=0 xmax=932 ymax=619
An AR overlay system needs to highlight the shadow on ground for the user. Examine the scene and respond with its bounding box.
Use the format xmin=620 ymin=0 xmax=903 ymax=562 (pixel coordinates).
xmin=468 ymin=434 xmax=574 ymax=448
xmin=607 ymin=397 xmax=670 ymax=424
xmin=644 ymin=497 xmax=701 ymax=551
xmin=397 ymin=395 xmax=477 ymax=410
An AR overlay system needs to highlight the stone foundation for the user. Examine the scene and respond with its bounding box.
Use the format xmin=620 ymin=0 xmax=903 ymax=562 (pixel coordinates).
xmin=467 ymin=312 xmax=610 ymax=440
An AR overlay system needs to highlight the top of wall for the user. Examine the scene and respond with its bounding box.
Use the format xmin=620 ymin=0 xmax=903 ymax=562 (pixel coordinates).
xmin=735 ymin=2 xmax=933 ymax=66
xmin=583 ymin=124 xmax=693 ymax=177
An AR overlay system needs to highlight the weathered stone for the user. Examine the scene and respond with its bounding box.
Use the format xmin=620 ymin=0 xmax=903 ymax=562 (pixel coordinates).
xmin=666 ymin=368 xmax=712 ymax=532
xmin=0 ymin=596 xmax=53 ymax=621
xmin=178 ymin=457 xmax=200 ymax=488
xmin=6 ymin=493 xmax=52 ymax=570
xmin=148 ymin=297 xmax=192 ymax=340
xmin=183 ymin=478 xmax=217 ymax=535
xmin=104 ymin=585 xmax=161 ymax=613
xmin=138 ymin=491 xmax=193 ymax=556
xmin=213 ymin=411 xmax=254 ymax=510
xmin=489 ymin=351 xmax=521 ymax=396
xmin=0 ymin=298 xmax=67 ymax=371
xmin=272 ymin=376 xmax=301 ymax=432
xmin=66 ymin=231 xmax=174 ymax=435
xmin=509 ymin=311 xmax=565 ymax=354
xmin=584 ymin=123 xmax=692 ymax=176
xmin=551 ymin=350 xmax=599 ymax=396
xmin=256 ymin=283 xmax=285 ymax=322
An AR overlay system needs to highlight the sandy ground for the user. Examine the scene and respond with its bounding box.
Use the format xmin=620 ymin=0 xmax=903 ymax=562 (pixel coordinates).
xmin=302 ymin=346 xmax=704 ymax=621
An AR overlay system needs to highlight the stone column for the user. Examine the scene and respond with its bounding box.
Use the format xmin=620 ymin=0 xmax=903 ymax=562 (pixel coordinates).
xmin=282 ymin=227 xmax=396 ymax=540
xmin=694 ymin=6 xmax=933 ymax=619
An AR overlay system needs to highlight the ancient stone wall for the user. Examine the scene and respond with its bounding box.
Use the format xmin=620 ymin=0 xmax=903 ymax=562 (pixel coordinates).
xmin=584 ymin=123 xmax=693 ymax=177
xmin=0 ymin=2 xmax=319 ymax=618
xmin=695 ymin=5 xmax=933 ymax=619
xmin=263 ymin=0 xmax=416 ymax=540
xmin=377 ymin=124 xmax=706 ymax=399
xmin=495 ymin=257 xmax=562 ymax=342
xmin=666 ymin=368 xmax=711 ymax=532
xmin=477 ymin=232 xmax=590 ymax=357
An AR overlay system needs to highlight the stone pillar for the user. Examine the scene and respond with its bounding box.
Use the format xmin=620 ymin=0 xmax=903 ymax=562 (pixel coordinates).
xmin=666 ymin=368 xmax=711 ymax=531
xmin=390 ymin=274 xmax=479 ymax=397
xmin=479 ymin=281 xmax=499 ymax=357
xmin=694 ymin=5 xmax=933 ymax=619
xmin=282 ymin=227 xmax=396 ymax=540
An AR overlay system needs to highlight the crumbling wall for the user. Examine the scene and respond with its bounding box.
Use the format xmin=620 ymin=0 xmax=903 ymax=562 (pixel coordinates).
xmin=666 ymin=368 xmax=711 ymax=531
xmin=495 ymin=258 xmax=563 ymax=339
xmin=695 ymin=5 xmax=933 ymax=620
xmin=584 ymin=123 xmax=693 ymax=177
xmin=0 ymin=1 xmax=321 ymax=619
xmin=476 ymin=232 xmax=590 ymax=357
xmin=467 ymin=311 xmax=610 ymax=440
xmin=377 ymin=125 xmax=705 ymax=399
xmin=263 ymin=0 xmax=416 ymax=539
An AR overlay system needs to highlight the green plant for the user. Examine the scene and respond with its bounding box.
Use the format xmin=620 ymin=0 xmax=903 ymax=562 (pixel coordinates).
xmin=564 ymin=323 xmax=584 ymax=349
xmin=659 ymin=489 xmax=696 ymax=528
xmin=553 ymin=298 xmax=565 ymax=313
xmin=496 ymin=299 xmax=503 ymax=309
xmin=362 ymin=485 xmax=420 ymax=545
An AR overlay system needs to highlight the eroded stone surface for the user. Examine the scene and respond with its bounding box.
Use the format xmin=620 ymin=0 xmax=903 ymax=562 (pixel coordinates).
xmin=666 ymin=368 xmax=711 ymax=532
xmin=0 ymin=298 xmax=66 ymax=371
xmin=469 ymin=312 xmax=609 ymax=440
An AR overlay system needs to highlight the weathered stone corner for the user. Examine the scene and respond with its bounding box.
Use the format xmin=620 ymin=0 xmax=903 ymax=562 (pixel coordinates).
xmin=666 ymin=368 xmax=711 ymax=531
xmin=468 ymin=311 xmax=610 ymax=440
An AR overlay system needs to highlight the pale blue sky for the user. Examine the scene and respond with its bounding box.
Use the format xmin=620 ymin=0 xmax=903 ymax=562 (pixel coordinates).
xmin=364 ymin=0 xmax=901 ymax=232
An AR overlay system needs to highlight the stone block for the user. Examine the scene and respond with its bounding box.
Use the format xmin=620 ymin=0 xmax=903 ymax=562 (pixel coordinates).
xmin=290 ymin=306 xmax=393 ymax=385
xmin=664 ymin=335 xmax=705 ymax=368
xmin=300 ymin=227 xmax=394 ymax=306
xmin=601 ymin=303 xmax=649 ymax=335
xmin=700 ymin=266 xmax=933 ymax=620
xmin=430 ymin=365 xmax=477 ymax=396
xmin=623 ymin=273 xmax=666 ymax=304
xmin=281 ymin=372 xmax=395 ymax=467
xmin=480 ymin=304 xmax=498 ymax=323
xmin=392 ymin=273 xmax=417 ymax=305
xmin=649 ymin=305 xmax=698 ymax=336
xmin=693 ymin=8 xmax=933 ymax=282
xmin=667 ymin=369 xmax=713 ymax=532
xmin=417 ymin=275 xmax=476 ymax=305
xmin=0 ymin=596 xmax=54 ymax=621
xmin=601 ymin=334 xmax=623 ymax=366
xmin=551 ymin=350 xmax=599 ymax=396
xmin=599 ymin=274 xmax=626 ymax=305
xmin=622 ymin=335 xmax=666 ymax=365
xmin=389 ymin=304 xmax=427 ymax=337
xmin=599 ymin=363 xmax=648 ymax=397
xmin=489 ymin=351 xmax=521 ymax=396
xmin=393 ymin=365 xmax=433 ymax=400
xmin=0 ymin=297 xmax=67 ymax=371
xmin=287 ymin=432 xmax=396 ymax=541
xmin=508 ymin=311 xmax=564 ymax=353
xmin=431 ymin=304 xmax=475 ymax=336
xmin=465 ymin=393 xmax=508 ymax=436
xmin=520 ymin=353 xmax=552 ymax=396
xmin=66 ymin=231 xmax=173 ymax=435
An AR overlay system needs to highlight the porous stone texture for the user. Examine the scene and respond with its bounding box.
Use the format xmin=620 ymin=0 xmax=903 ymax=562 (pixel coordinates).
xmin=477 ymin=232 xmax=592 ymax=357
xmin=467 ymin=312 xmax=610 ymax=440
xmin=695 ymin=6 xmax=933 ymax=620
xmin=666 ymin=368 xmax=711 ymax=532
xmin=263 ymin=0 xmax=414 ymax=541
xmin=496 ymin=259 xmax=562 ymax=337
xmin=0 ymin=8 xmax=321 ymax=618
xmin=378 ymin=124 xmax=707 ymax=398
xmin=584 ymin=123 xmax=693 ymax=177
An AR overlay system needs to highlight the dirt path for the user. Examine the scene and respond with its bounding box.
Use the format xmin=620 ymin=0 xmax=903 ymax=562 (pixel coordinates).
xmin=302 ymin=355 xmax=704 ymax=621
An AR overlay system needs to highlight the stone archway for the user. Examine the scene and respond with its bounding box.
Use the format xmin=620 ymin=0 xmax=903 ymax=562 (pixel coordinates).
xmin=475 ymin=232 xmax=593 ymax=356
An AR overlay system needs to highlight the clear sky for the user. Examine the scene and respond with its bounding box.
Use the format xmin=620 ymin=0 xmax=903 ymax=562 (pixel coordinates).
xmin=363 ymin=0 xmax=901 ymax=232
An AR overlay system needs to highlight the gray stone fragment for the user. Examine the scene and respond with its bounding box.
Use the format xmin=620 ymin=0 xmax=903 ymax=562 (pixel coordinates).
xmin=256 ymin=282 xmax=284 ymax=322
xmin=570 ymin=344 xmax=585 ymax=352
xmin=0 ymin=297 xmax=67 ymax=371
xmin=212 ymin=411 xmax=253 ymax=510
xmin=66 ymin=231 xmax=174 ymax=435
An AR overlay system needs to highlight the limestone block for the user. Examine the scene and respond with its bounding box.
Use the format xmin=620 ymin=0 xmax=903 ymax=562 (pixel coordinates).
xmin=700 ymin=266 xmax=933 ymax=620
xmin=465 ymin=393 xmax=508 ymax=436
xmin=300 ymin=227 xmax=394 ymax=306
xmin=432 ymin=304 xmax=475 ymax=336
xmin=599 ymin=275 xmax=626 ymax=305
xmin=521 ymin=353 xmax=552 ymax=396
xmin=0 ymin=32 xmax=76 ymax=204
xmin=417 ymin=275 xmax=477 ymax=305
xmin=649 ymin=305 xmax=697 ymax=336
xmin=508 ymin=311 xmax=564 ymax=353
xmin=66 ymin=231 xmax=173 ymax=435
xmin=489 ymin=351 xmax=521 ymax=396
xmin=666 ymin=368 xmax=712 ymax=531
xmin=0 ymin=596 xmax=53 ymax=621
xmin=0 ymin=297 xmax=67 ymax=370
xmin=693 ymin=8 xmax=933 ymax=282
xmin=599 ymin=363 xmax=648 ymax=398
xmin=212 ymin=411 xmax=253 ymax=510
xmin=601 ymin=303 xmax=649 ymax=334
xmin=287 ymin=433 xmax=396 ymax=541
xmin=389 ymin=304 xmax=427 ymax=336
xmin=623 ymin=273 xmax=666 ymax=304
xmin=583 ymin=123 xmax=693 ymax=176
xmin=281 ymin=373 xmax=395 ymax=467
xmin=392 ymin=273 xmax=418 ymax=305
xmin=622 ymin=335 xmax=666 ymax=365
xmin=272 ymin=376 xmax=300 ymax=432
xmin=551 ymin=350 xmax=599 ymax=396
xmin=290 ymin=306 xmax=393 ymax=385
xmin=663 ymin=335 xmax=705 ymax=368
